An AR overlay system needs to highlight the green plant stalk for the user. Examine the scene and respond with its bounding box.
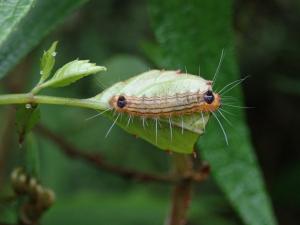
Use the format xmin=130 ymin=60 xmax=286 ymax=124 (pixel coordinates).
xmin=31 ymin=85 xmax=44 ymax=94
xmin=0 ymin=93 xmax=106 ymax=110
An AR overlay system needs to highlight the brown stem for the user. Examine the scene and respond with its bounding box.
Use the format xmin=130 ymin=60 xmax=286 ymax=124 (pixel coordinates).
xmin=35 ymin=125 xmax=210 ymax=186
xmin=35 ymin=125 xmax=176 ymax=183
xmin=34 ymin=125 xmax=210 ymax=225
xmin=0 ymin=56 xmax=31 ymax=190
xmin=165 ymin=154 xmax=194 ymax=225
xmin=0 ymin=107 xmax=16 ymax=189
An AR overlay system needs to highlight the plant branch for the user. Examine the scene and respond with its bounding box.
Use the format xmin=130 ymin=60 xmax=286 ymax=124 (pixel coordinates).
xmin=165 ymin=154 xmax=194 ymax=225
xmin=0 ymin=93 xmax=106 ymax=110
xmin=0 ymin=107 xmax=16 ymax=189
xmin=35 ymin=125 xmax=210 ymax=184
xmin=35 ymin=125 xmax=176 ymax=183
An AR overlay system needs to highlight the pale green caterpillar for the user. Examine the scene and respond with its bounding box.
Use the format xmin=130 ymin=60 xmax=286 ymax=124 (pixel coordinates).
xmin=92 ymin=53 xmax=244 ymax=154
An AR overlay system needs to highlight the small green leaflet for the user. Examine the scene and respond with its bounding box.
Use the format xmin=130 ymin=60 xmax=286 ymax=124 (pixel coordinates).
xmin=92 ymin=70 xmax=211 ymax=154
xmin=39 ymin=41 xmax=58 ymax=83
xmin=40 ymin=59 xmax=106 ymax=88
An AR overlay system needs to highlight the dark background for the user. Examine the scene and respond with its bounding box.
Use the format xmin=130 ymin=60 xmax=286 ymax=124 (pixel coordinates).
xmin=235 ymin=1 xmax=300 ymax=224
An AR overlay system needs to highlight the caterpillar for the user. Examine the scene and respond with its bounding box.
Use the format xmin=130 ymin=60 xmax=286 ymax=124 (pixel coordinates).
xmin=104 ymin=70 xmax=227 ymax=150
xmin=109 ymin=86 xmax=221 ymax=118
xmin=94 ymin=51 xmax=248 ymax=153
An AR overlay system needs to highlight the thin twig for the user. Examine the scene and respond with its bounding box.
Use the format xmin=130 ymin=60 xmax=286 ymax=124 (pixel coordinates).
xmin=34 ymin=125 xmax=210 ymax=225
xmin=35 ymin=125 xmax=210 ymax=184
xmin=165 ymin=155 xmax=210 ymax=225
xmin=35 ymin=125 xmax=177 ymax=183
xmin=165 ymin=154 xmax=194 ymax=225
xmin=0 ymin=60 xmax=31 ymax=190
xmin=0 ymin=107 xmax=16 ymax=189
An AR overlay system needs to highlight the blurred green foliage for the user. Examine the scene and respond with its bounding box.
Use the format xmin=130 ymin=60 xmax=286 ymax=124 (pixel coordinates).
xmin=0 ymin=0 xmax=87 ymax=78
xmin=149 ymin=1 xmax=276 ymax=224
xmin=1 ymin=0 xmax=299 ymax=225
xmin=0 ymin=0 xmax=35 ymax=45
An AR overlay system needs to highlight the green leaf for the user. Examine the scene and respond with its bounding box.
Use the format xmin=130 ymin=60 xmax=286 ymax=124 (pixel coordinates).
xmin=0 ymin=0 xmax=35 ymax=46
xmin=92 ymin=70 xmax=210 ymax=154
xmin=39 ymin=41 xmax=58 ymax=83
xmin=149 ymin=1 xmax=277 ymax=225
xmin=16 ymin=104 xmax=41 ymax=145
xmin=40 ymin=60 xmax=106 ymax=88
xmin=0 ymin=0 xmax=88 ymax=79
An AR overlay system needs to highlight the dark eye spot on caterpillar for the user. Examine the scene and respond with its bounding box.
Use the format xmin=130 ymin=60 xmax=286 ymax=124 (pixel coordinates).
xmin=204 ymin=90 xmax=214 ymax=104
xmin=117 ymin=95 xmax=127 ymax=108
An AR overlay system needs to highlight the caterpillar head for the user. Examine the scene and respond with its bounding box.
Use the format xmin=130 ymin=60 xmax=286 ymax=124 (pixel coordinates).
xmin=201 ymin=89 xmax=221 ymax=112
xmin=109 ymin=95 xmax=128 ymax=112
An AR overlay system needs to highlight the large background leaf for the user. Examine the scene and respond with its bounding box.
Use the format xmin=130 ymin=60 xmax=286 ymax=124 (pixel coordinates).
xmin=149 ymin=0 xmax=277 ymax=224
xmin=0 ymin=0 xmax=35 ymax=45
xmin=0 ymin=0 xmax=87 ymax=79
